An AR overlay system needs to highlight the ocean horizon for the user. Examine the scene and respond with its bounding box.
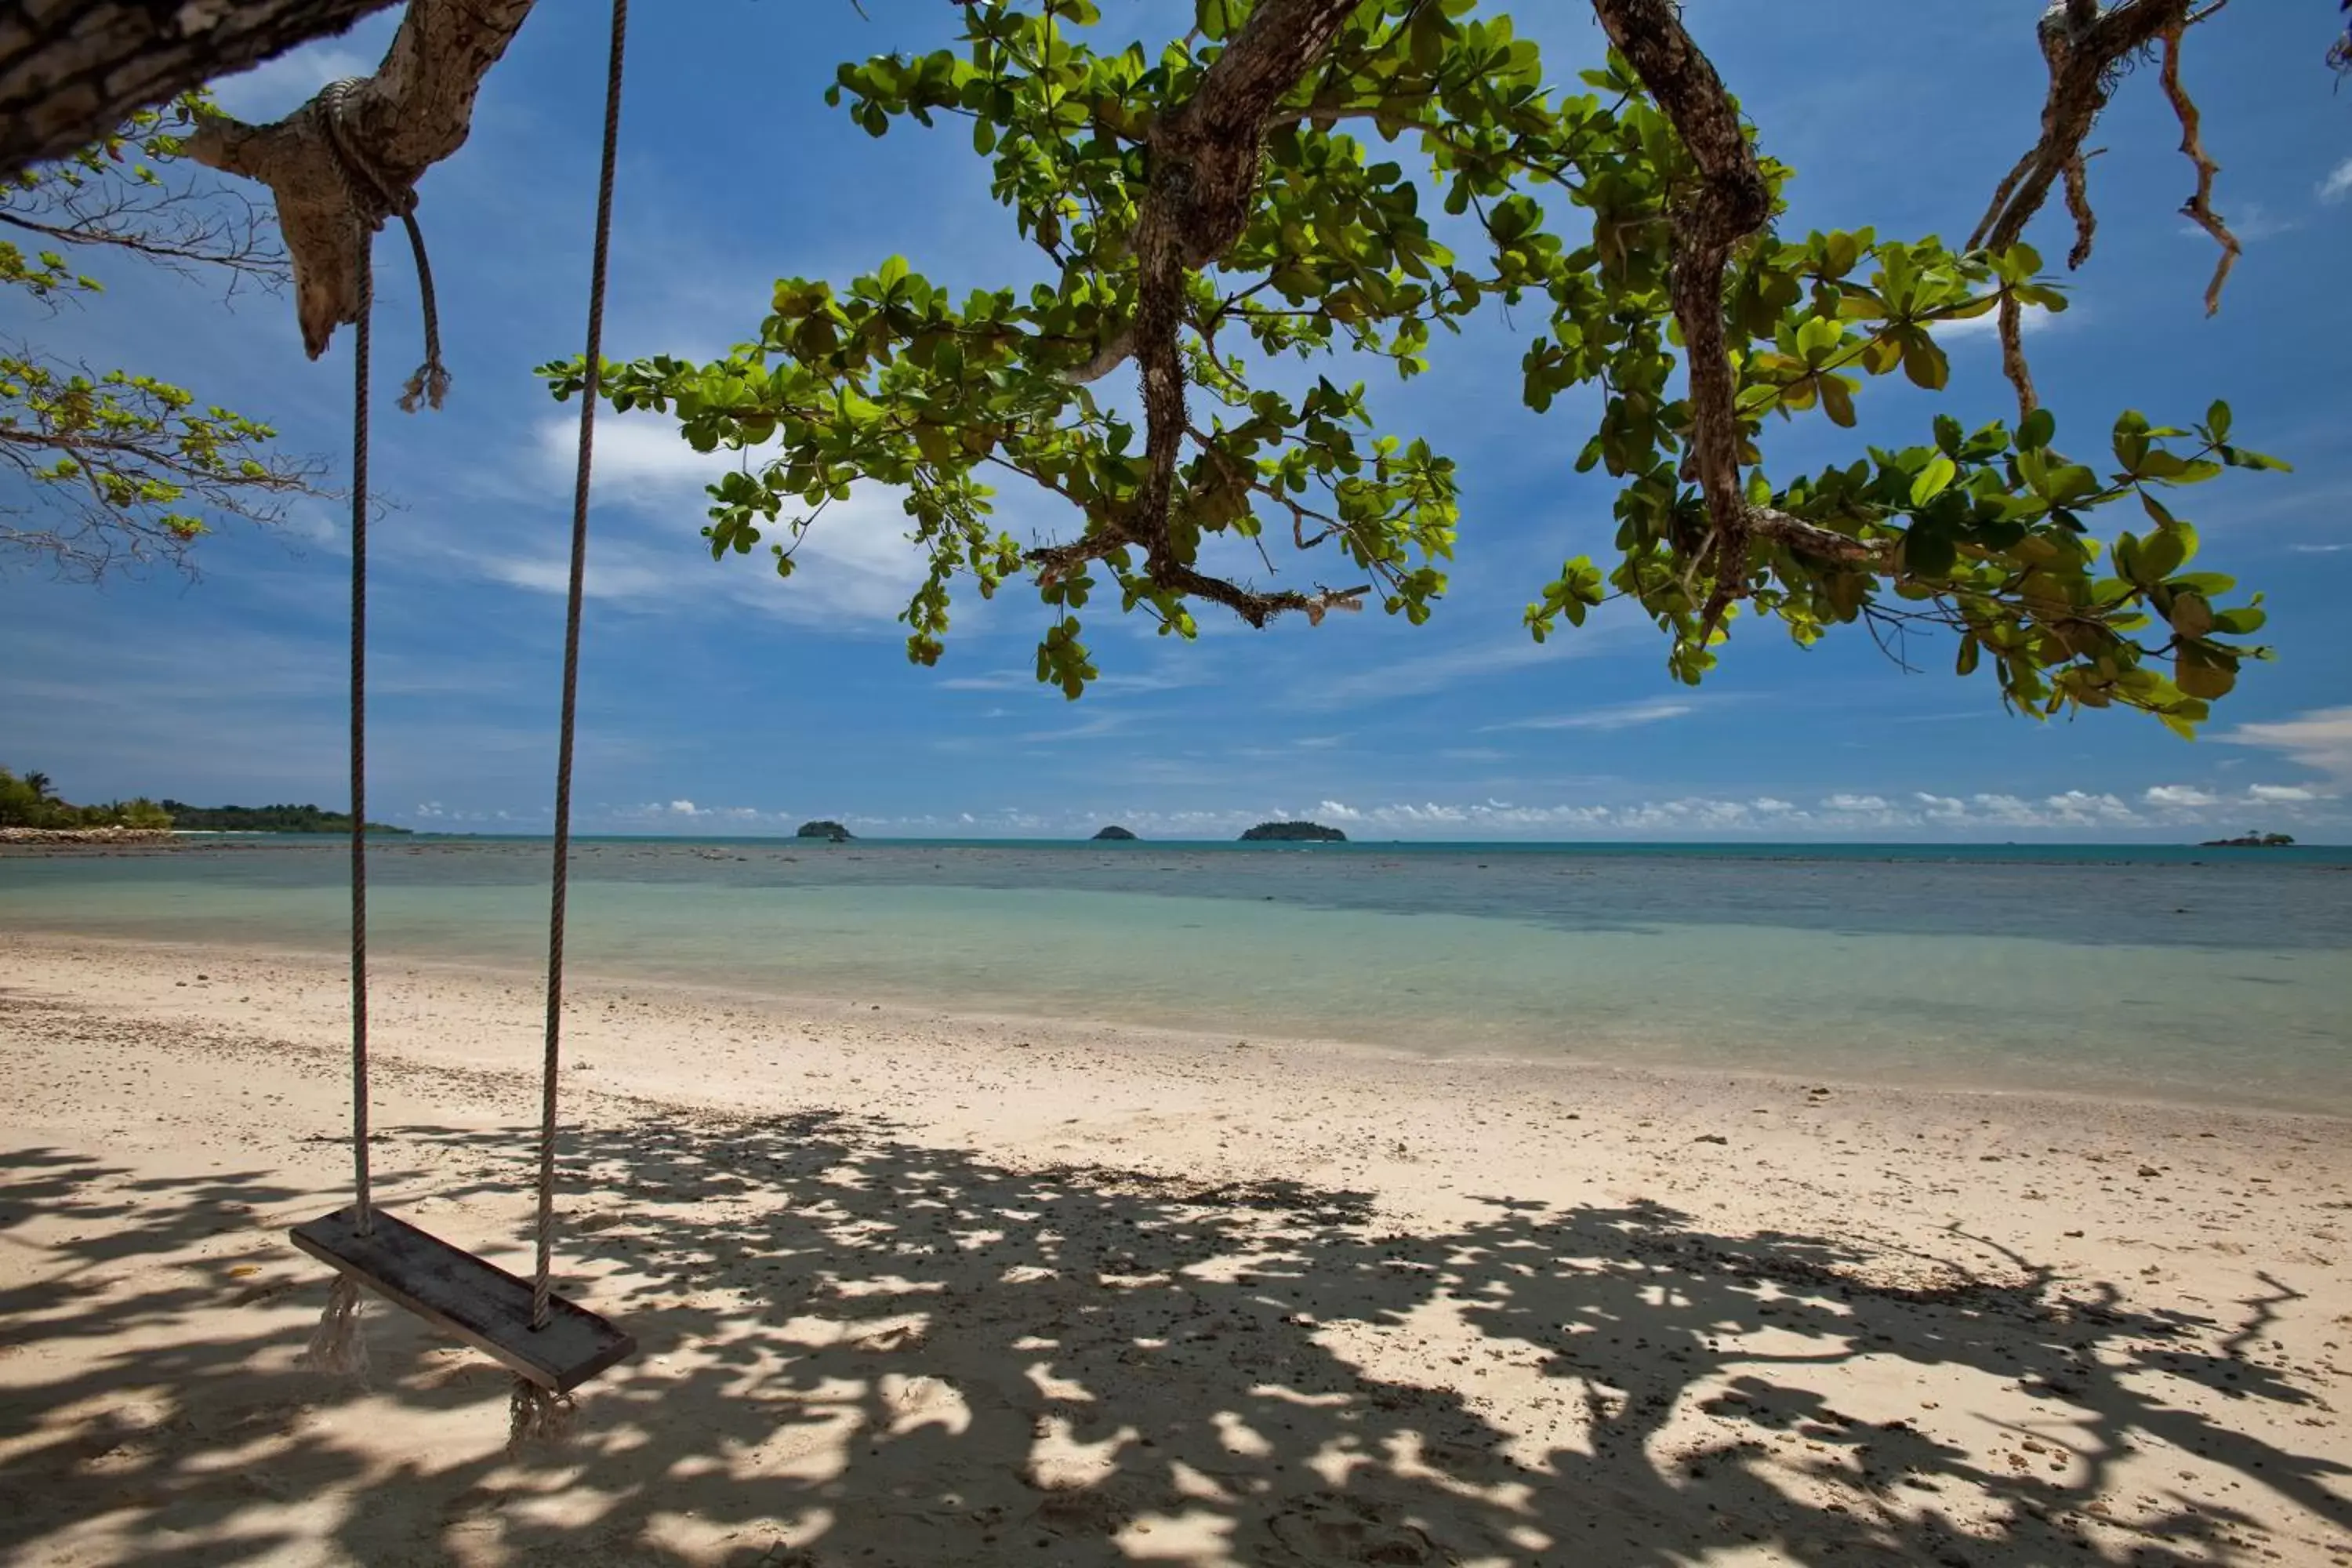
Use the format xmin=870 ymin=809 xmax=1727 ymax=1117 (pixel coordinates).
xmin=5 ymin=836 xmax=2347 ymax=1115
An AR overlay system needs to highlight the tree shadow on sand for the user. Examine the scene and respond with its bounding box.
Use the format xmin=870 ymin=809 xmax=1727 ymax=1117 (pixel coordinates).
xmin=2 ymin=1102 xmax=2346 ymax=1566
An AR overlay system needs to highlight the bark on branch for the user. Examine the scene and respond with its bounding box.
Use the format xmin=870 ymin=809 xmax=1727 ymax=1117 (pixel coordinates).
xmin=1588 ymin=0 xmax=1773 ymax=636
xmin=1965 ymin=0 xmax=2236 ymax=413
xmin=1087 ymin=0 xmax=1368 ymax=626
xmin=0 ymin=1 xmax=402 ymax=179
xmin=186 ymin=0 xmax=538 ymax=359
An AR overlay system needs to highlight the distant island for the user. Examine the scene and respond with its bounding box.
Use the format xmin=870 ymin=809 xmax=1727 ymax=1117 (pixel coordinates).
xmin=2199 ymin=831 xmax=2296 ymax=848
xmin=160 ymin=800 xmax=409 ymax=835
xmin=797 ymin=819 xmax=855 ymax=842
xmin=1091 ymin=825 xmax=1138 ymax=841
xmin=1240 ymin=820 xmax=1347 ymax=843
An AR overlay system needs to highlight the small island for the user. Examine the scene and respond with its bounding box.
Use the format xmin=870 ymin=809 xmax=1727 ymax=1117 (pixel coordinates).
xmin=1091 ymin=825 xmax=1138 ymax=841
xmin=1240 ymin=819 xmax=1347 ymax=843
xmin=797 ymin=819 xmax=855 ymax=842
xmin=2199 ymin=831 xmax=2297 ymax=848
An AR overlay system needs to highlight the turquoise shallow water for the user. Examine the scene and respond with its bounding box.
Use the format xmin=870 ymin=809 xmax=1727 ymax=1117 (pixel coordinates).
xmin=3 ymin=837 xmax=2348 ymax=1113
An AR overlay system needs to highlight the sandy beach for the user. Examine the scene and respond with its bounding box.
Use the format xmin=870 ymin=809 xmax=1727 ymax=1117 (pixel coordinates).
xmin=1 ymin=930 xmax=2347 ymax=1566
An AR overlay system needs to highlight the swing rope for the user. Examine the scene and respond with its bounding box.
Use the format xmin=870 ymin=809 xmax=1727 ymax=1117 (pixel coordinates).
xmin=513 ymin=0 xmax=630 ymax=1446
xmin=348 ymin=238 xmax=376 ymax=1237
xmin=303 ymin=215 xmax=379 ymax=1385
xmin=303 ymin=2 xmax=632 ymax=1427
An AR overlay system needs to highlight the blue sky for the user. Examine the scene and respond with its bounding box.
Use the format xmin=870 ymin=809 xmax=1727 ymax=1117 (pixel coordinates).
xmin=2 ymin=1 xmax=2347 ymax=840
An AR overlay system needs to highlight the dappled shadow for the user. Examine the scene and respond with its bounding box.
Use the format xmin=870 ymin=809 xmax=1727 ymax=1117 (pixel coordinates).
xmin=2 ymin=1102 xmax=2347 ymax=1566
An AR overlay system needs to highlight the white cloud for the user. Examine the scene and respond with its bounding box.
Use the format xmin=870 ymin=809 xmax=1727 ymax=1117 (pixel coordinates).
xmin=549 ymin=775 xmax=2343 ymax=841
xmin=2220 ymin=706 xmax=2352 ymax=783
xmin=1932 ymin=301 xmax=2059 ymax=341
xmin=1483 ymin=699 xmax=1694 ymax=733
xmin=2318 ymin=157 xmax=2352 ymax=204
xmin=1015 ymin=713 xmax=1131 ymax=743
xmin=509 ymin=416 xmax=932 ymax=623
xmin=1823 ymin=793 xmax=1892 ymax=812
xmin=210 ymin=41 xmax=379 ymax=120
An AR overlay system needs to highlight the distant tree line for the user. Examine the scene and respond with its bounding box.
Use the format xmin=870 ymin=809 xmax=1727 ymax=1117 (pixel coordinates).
xmin=158 ymin=800 xmax=408 ymax=833
xmin=0 ymin=767 xmax=408 ymax=833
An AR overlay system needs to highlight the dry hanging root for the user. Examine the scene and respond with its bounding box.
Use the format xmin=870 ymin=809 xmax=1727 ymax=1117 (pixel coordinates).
xmin=507 ymin=1377 xmax=576 ymax=1452
xmin=302 ymin=1274 xmax=371 ymax=1381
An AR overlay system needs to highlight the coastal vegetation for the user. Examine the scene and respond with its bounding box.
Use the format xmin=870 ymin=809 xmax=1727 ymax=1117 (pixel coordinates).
xmin=797 ymin=819 xmax=855 ymax=841
xmin=1091 ymin=825 xmax=1138 ymax=840
xmin=1240 ymin=820 xmax=1348 ymax=843
xmin=0 ymin=765 xmax=170 ymax=830
xmin=158 ymin=800 xmax=409 ymax=835
xmin=2199 ymin=831 xmax=2297 ymax=848
xmin=0 ymin=770 xmax=407 ymax=833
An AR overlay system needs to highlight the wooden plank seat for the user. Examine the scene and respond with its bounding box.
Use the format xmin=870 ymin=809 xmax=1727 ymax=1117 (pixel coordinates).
xmin=290 ymin=1207 xmax=634 ymax=1392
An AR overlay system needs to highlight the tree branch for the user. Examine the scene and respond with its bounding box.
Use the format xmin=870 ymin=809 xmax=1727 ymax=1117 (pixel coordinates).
xmin=2158 ymin=20 xmax=2238 ymax=317
xmin=186 ymin=0 xmax=539 ymax=358
xmin=0 ymin=2 xmax=405 ymax=179
xmin=1120 ymin=0 xmax=1359 ymax=608
xmin=1588 ymin=0 xmax=1772 ymax=637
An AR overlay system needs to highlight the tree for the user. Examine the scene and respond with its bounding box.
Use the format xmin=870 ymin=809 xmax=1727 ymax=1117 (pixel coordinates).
xmin=0 ymin=2 xmax=402 ymax=177
xmin=165 ymin=0 xmax=2299 ymax=731
xmin=0 ymin=764 xmax=168 ymax=829
xmin=2 ymin=93 xmax=325 ymax=578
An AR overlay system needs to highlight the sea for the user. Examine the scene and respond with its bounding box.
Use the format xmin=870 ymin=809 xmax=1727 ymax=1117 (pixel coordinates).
xmin=2 ymin=837 xmax=2347 ymax=1115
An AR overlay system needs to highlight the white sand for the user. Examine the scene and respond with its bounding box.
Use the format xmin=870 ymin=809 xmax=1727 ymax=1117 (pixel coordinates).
xmin=2 ymin=931 xmax=2347 ymax=1566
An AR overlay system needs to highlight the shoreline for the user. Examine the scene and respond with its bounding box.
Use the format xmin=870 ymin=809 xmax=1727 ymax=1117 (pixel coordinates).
xmin=3 ymin=935 xmax=2349 ymax=1563
xmin=5 ymin=927 xmax=2347 ymax=1127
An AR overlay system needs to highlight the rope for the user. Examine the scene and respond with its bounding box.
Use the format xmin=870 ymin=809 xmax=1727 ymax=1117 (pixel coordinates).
xmin=532 ymin=0 xmax=630 ymax=1334
xmin=315 ymin=79 xmax=448 ymax=412
xmin=348 ymin=240 xmax=374 ymax=1236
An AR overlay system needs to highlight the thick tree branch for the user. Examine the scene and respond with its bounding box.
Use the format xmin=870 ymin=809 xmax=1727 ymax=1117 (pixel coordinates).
xmin=187 ymin=0 xmax=538 ymax=359
xmin=1588 ymin=0 xmax=1771 ymax=636
xmin=1119 ymin=0 xmax=1359 ymax=612
xmin=1747 ymin=508 xmax=1893 ymax=572
xmin=0 ymin=2 xmax=402 ymax=179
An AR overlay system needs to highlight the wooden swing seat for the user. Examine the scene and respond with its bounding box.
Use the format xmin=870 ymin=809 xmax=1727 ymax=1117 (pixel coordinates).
xmin=291 ymin=1207 xmax=635 ymax=1392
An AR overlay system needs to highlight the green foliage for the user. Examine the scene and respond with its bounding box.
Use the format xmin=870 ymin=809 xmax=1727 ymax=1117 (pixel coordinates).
xmin=2 ymin=92 xmax=316 ymax=579
xmin=0 ymin=765 xmax=171 ymax=829
xmin=156 ymin=800 xmax=410 ymax=834
xmin=546 ymin=1 xmax=2279 ymax=729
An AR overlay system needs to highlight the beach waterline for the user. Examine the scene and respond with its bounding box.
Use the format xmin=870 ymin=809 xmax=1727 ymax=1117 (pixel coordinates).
xmin=2 ymin=837 xmax=2346 ymax=1114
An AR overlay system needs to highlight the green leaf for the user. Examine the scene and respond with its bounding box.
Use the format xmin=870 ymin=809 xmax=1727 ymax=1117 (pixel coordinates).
xmin=2017 ymin=408 xmax=2056 ymax=452
xmin=1910 ymin=454 xmax=1957 ymax=507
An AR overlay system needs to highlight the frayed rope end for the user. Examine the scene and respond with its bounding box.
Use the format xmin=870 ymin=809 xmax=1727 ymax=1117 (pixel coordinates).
xmin=507 ymin=1376 xmax=575 ymax=1453
xmin=399 ymin=361 xmax=452 ymax=414
xmin=302 ymin=1273 xmax=370 ymax=1382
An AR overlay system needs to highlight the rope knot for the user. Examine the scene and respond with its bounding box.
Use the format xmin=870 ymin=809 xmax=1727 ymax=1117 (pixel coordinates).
xmin=318 ymin=78 xmax=449 ymax=412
